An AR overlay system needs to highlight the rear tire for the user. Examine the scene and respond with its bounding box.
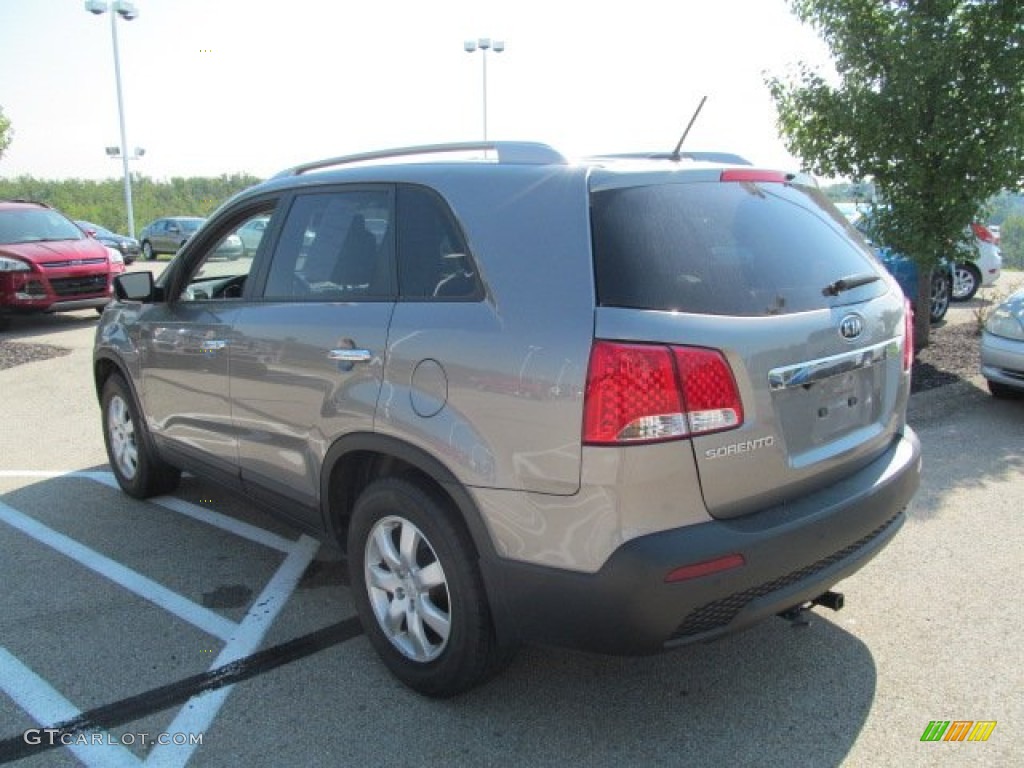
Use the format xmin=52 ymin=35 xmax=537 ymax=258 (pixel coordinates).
xmin=142 ymin=241 xmax=155 ymax=261
xmin=987 ymin=380 xmax=1023 ymax=400
xmin=928 ymin=270 xmax=951 ymax=323
xmin=348 ymin=477 xmax=511 ymax=697
xmin=101 ymin=374 xmax=181 ymax=498
xmin=952 ymin=263 xmax=980 ymax=301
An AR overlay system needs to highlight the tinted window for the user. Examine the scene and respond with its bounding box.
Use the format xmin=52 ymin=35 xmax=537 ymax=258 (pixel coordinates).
xmin=591 ymin=181 xmax=885 ymax=316
xmin=397 ymin=186 xmax=480 ymax=300
xmin=264 ymin=190 xmax=393 ymax=301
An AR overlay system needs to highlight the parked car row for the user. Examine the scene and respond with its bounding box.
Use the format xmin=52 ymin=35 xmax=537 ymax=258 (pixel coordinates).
xmin=75 ymin=220 xmax=140 ymax=264
xmin=138 ymin=216 xmax=244 ymax=261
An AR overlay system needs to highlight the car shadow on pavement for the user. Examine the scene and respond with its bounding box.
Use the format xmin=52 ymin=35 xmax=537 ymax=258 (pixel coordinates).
xmin=906 ymin=380 xmax=1024 ymax=521
xmin=338 ymin=617 xmax=875 ymax=768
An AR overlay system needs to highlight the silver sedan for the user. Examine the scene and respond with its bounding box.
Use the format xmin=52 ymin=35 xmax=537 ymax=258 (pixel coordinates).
xmin=981 ymin=287 xmax=1024 ymax=398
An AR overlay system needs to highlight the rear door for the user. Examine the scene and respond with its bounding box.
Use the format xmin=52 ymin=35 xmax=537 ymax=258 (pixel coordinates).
xmin=590 ymin=171 xmax=910 ymax=519
xmin=231 ymin=187 xmax=395 ymax=522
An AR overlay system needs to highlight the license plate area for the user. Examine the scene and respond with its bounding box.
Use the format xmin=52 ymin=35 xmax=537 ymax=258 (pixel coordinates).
xmin=769 ymin=340 xmax=894 ymax=454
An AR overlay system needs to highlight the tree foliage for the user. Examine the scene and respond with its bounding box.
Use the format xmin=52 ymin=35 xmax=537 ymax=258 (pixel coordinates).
xmin=767 ymin=0 xmax=1024 ymax=342
xmin=0 ymin=173 xmax=262 ymax=234
xmin=0 ymin=106 xmax=12 ymax=161
xmin=1001 ymin=214 xmax=1024 ymax=269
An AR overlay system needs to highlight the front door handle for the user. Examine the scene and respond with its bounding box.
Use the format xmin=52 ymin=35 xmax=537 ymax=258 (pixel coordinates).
xmin=328 ymin=348 xmax=372 ymax=363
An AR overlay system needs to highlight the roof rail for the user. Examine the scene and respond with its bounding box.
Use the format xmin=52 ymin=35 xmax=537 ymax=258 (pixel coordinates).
xmin=273 ymin=141 xmax=568 ymax=178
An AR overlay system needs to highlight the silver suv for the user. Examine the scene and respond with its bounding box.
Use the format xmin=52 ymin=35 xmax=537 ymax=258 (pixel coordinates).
xmin=94 ymin=142 xmax=921 ymax=697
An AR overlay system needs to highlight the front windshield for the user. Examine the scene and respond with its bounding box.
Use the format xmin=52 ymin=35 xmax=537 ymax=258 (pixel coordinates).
xmin=181 ymin=219 xmax=204 ymax=233
xmin=0 ymin=209 xmax=86 ymax=245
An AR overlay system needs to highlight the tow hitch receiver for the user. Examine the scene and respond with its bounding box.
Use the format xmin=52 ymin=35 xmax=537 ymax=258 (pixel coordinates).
xmin=777 ymin=590 xmax=845 ymax=627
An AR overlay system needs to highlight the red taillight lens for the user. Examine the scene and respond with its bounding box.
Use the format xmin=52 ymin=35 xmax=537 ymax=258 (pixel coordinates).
xmin=673 ymin=347 xmax=744 ymax=434
xmin=582 ymin=341 xmax=742 ymax=445
xmin=971 ymin=222 xmax=996 ymax=244
xmin=583 ymin=342 xmax=684 ymax=444
xmin=903 ymin=298 xmax=914 ymax=372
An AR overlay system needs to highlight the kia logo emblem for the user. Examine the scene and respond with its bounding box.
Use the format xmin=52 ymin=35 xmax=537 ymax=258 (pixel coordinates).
xmin=839 ymin=313 xmax=864 ymax=341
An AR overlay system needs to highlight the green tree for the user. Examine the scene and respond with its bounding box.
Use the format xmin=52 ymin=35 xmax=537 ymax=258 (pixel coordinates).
xmin=767 ymin=0 xmax=1024 ymax=346
xmin=0 ymin=106 xmax=12 ymax=160
xmin=1001 ymin=213 xmax=1024 ymax=269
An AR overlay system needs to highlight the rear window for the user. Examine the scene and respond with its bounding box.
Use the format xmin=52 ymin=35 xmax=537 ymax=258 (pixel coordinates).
xmin=591 ymin=180 xmax=885 ymax=316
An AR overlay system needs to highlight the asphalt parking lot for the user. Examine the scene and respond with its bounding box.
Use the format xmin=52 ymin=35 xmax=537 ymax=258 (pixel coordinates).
xmin=0 ymin=288 xmax=1021 ymax=767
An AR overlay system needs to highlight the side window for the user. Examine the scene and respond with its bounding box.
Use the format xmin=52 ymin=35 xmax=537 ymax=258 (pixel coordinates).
xmin=263 ymin=190 xmax=393 ymax=301
xmin=397 ymin=185 xmax=480 ymax=300
xmin=176 ymin=208 xmax=273 ymax=302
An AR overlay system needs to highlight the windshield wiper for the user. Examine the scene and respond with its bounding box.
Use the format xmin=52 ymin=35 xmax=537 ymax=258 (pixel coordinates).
xmin=822 ymin=272 xmax=881 ymax=297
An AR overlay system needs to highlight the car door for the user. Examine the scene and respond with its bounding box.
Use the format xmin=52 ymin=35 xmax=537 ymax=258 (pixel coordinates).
xmin=137 ymin=207 xmax=273 ymax=482
xmin=231 ymin=187 xmax=396 ymax=524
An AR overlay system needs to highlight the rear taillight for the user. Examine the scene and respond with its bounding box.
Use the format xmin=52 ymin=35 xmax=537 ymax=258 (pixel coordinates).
xmin=971 ymin=222 xmax=997 ymax=244
xmin=583 ymin=341 xmax=743 ymax=445
xmin=903 ymin=298 xmax=914 ymax=372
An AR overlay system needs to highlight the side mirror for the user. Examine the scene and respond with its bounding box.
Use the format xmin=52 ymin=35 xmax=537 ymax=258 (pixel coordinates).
xmin=114 ymin=271 xmax=156 ymax=301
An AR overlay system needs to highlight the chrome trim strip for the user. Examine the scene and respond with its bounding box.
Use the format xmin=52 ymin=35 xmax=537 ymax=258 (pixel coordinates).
xmin=768 ymin=338 xmax=899 ymax=391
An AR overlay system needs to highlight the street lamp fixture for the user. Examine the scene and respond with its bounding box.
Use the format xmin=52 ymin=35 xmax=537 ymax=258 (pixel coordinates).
xmin=464 ymin=37 xmax=504 ymax=141
xmin=85 ymin=0 xmax=139 ymax=237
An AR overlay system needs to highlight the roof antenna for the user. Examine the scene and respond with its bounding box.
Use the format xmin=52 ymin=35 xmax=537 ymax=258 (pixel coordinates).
xmin=670 ymin=95 xmax=708 ymax=162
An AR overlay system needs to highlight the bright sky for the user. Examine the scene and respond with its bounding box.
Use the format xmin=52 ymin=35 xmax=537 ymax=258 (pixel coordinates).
xmin=0 ymin=0 xmax=834 ymax=181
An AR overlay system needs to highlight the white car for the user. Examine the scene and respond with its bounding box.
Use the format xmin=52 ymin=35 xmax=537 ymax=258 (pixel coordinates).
xmin=952 ymin=223 xmax=1002 ymax=301
xmin=981 ymin=287 xmax=1024 ymax=398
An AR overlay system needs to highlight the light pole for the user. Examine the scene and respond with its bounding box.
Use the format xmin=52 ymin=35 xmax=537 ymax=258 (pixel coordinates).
xmin=85 ymin=0 xmax=139 ymax=237
xmin=463 ymin=38 xmax=504 ymax=141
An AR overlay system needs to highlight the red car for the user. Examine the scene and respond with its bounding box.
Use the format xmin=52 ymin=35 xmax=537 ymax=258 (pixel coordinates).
xmin=0 ymin=200 xmax=117 ymax=319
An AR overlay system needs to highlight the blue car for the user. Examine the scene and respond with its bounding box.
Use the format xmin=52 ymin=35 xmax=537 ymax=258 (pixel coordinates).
xmin=838 ymin=204 xmax=952 ymax=323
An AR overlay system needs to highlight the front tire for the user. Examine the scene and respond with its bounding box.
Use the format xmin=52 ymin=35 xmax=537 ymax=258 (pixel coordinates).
xmin=101 ymin=374 xmax=181 ymax=498
xmin=348 ymin=477 xmax=509 ymax=697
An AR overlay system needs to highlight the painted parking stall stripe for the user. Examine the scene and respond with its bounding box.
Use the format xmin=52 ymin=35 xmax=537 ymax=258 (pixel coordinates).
xmin=0 ymin=499 xmax=238 ymax=641
xmin=0 ymin=647 xmax=139 ymax=767
xmin=0 ymin=471 xmax=334 ymax=766
xmin=0 ymin=620 xmax=362 ymax=764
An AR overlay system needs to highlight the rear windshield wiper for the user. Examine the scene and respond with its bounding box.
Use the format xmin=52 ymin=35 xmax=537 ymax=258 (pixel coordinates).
xmin=822 ymin=272 xmax=881 ymax=297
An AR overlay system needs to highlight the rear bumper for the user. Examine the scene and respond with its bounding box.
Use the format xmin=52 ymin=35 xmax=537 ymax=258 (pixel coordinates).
xmin=484 ymin=427 xmax=921 ymax=655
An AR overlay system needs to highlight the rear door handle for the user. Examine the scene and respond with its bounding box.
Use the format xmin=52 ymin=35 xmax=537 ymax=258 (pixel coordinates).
xmin=328 ymin=348 xmax=373 ymax=363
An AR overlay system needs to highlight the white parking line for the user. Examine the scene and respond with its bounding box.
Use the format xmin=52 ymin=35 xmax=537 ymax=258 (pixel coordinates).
xmin=0 ymin=647 xmax=140 ymax=768
xmin=0 ymin=500 xmax=237 ymax=641
xmin=146 ymin=534 xmax=320 ymax=768
xmin=0 ymin=471 xmax=321 ymax=766
xmin=0 ymin=470 xmax=299 ymax=553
